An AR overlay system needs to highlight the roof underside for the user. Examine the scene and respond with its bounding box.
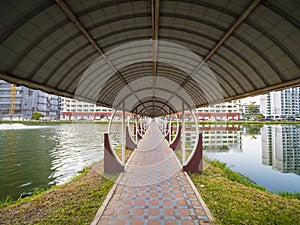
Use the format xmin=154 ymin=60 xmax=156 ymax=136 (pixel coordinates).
xmin=0 ymin=0 xmax=299 ymax=117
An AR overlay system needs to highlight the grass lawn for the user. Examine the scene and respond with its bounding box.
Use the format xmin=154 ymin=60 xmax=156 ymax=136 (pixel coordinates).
xmin=0 ymin=162 xmax=114 ymax=224
xmin=190 ymin=161 xmax=300 ymax=225
xmin=1 ymin=159 xmax=299 ymax=224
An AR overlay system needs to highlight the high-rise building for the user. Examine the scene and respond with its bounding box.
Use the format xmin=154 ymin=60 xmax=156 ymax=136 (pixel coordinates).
xmin=260 ymin=87 xmax=300 ymax=118
xmin=60 ymin=97 xmax=113 ymax=120
xmin=0 ymin=80 xmax=61 ymax=120
xmin=261 ymin=125 xmax=300 ymax=175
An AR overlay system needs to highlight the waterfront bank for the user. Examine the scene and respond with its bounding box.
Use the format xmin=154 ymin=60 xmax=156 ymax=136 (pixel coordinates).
xmin=0 ymin=162 xmax=114 ymax=224
xmin=190 ymin=161 xmax=300 ymax=225
xmin=1 ymin=122 xmax=300 ymax=201
xmin=1 ymin=160 xmax=299 ymax=224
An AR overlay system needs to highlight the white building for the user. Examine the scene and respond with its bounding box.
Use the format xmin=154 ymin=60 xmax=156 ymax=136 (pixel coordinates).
xmin=60 ymin=97 xmax=113 ymax=120
xmin=201 ymin=125 xmax=242 ymax=151
xmin=195 ymin=100 xmax=241 ymax=121
xmin=260 ymin=87 xmax=300 ymax=118
xmin=261 ymin=125 xmax=300 ymax=174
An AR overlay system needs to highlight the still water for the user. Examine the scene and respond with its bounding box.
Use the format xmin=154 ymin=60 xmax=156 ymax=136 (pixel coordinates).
xmin=0 ymin=123 xmax=106 ymax=200
xmin=203 ymin=124 xmax=300 ymax=193
xmin=0 ymin=123 xmax=299 ymax=201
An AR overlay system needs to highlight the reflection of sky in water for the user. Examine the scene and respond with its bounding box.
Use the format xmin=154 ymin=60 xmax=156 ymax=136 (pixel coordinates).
xmin=0 ymin=123 xmax=106 ymax=200
xmin=204 ymin=125 xmax=300 ymax=193
xmin=1 ymin=123 xmax=299 ymax=200
xmin=49 ymin=124 xmax=105 ymax=184
xmin=0 ymin=123 xmax=49 ymax=130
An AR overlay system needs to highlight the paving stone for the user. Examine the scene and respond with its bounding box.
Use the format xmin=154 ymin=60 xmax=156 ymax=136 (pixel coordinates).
xmin=93 ymin=122 xmax=212 ymax=225
xmin=148 ymin=219 xmax=160 ymax=225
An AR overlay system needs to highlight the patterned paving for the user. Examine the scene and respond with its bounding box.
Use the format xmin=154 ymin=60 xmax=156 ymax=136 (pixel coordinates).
xmin=92 ymin=121 xmax=213 ymax=225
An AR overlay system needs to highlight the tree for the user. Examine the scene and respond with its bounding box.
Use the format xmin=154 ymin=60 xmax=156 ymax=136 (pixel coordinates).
xmin=246 ymin=101 xmax=260 ymax=120
xmin=32 ymin=110 xmax=44 ymax=120
xmin=248 ymin=101 xmax=260 ymax=114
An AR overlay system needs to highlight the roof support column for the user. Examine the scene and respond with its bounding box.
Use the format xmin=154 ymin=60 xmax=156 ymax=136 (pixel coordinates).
xmin=135 ymin=114 xmax=139 ymax=144
xmin=169 ymin=109 xmax=172 ymax=144
xmin=152 ymin=0 xmax=160 ymax=103
xmin=122 ymin=101 xmax=126 ymax=164
xmin=182 ymin=101 xmax=186 ymax=164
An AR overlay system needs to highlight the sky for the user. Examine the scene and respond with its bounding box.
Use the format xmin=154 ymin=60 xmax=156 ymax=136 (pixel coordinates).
xmin=241 ymin=95 xmax=261 ymax=105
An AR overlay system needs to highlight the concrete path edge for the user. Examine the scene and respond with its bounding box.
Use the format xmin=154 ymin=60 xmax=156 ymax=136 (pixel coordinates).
xmin=91 ymin=149 xmax=138 ymax=225
xmin=184 ymin=172 xmax=216 ymax=224
xmin=90 ymin=172 xmax=123 ymax=225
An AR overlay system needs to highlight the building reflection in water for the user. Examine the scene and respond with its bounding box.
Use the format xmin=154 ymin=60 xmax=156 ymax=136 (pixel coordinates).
xmin=201 ymin=125 xmax=242 ymax=151
xmin=261 ymin=125 xmax=300 ymax=175
xmin=180 ymin=125 xmax=242 ymax=165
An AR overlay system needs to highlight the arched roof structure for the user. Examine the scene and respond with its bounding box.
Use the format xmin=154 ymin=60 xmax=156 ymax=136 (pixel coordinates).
xmin=0 ymin=0 xmax=299 ymax=117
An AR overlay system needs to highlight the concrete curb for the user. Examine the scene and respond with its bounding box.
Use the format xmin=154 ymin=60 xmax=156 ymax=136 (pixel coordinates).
xmin=184 ymin=171 xmax=216 ymax=224
xmin=90 ymin=172 xmax=123 ymax=225
xmin=91 ymin=148 xmax=137 ymax=225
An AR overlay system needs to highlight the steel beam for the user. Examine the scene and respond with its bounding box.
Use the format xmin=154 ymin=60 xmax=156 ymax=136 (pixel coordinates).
xmin=181 ymin=0 xmax=262 ymax=87
xmin=54 ymin=0 xmax=127 ymax=84
xmin=152 ymin=0 xmax=160 ymax=105
xmin=162 ymin=0 xmax=262 ymax=109
xmin=55 ymin=0 xmax=148 ymax=110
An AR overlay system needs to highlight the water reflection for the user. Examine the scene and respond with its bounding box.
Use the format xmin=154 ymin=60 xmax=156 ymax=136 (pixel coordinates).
xmin=48 ymin=124 xmax=105 ymax=184
xmin=0 ymin=123 xmax=106 ymax=200
xmin=201 ymin=125 xmax=242 ymax=151
xmin=262 ymin=125 xmax=300 ymax=175
xmin=0 ymin=126 xmax=56 ymax=200
xmin=1 ymin=123 xmax=300 ymax=200
xmin=202 ymin=124 xmax=300 ymax=192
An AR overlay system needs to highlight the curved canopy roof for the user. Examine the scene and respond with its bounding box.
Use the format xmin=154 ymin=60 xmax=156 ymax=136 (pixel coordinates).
xmin=0 ymin=0 xmax=299 ymax=117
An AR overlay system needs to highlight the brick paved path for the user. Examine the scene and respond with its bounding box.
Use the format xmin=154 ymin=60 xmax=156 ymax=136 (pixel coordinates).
xmin=92 ymin=121 xmax=214 ymax=225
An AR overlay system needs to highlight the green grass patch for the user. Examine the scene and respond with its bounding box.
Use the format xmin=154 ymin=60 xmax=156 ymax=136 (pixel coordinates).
xmin=190 ymin=160 xmax=300 ymax=225
xmin=276 ymin=191 xmax=300 ymax=201
xmin=114 ymin=148 xmax=134 ymax=163
xmin=174 ymin=148 xmax=193 ymax=164
xmin=0 ymin=162 xmax=114 ymax=224
xmin=210 ymin=161 xmax=266 ymax=191
xmin=0 ymin=196 xmax=13 ymax=207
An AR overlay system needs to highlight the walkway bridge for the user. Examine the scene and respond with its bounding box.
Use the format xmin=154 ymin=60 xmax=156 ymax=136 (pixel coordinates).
xmin=0 ymin=0 xmax=299 ymax=118
xmin=92 ymin=120 xmax=214 ymax=224
xmin=0 ymin=0 xmax=299 ymax=223
xmin=0 ymin=0 xmax=299 ymax=170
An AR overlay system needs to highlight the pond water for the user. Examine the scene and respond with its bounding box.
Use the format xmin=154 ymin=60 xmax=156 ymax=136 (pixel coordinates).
xmin=0 ymin=123 xmax=106 ymax=200
xmin=203 ymin=124 xmax=300 ymax=193
xmin=0 ymin=123 xmax=299 ymax=201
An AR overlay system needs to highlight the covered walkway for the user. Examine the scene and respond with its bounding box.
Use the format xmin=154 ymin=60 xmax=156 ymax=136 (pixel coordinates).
xmin=0 ymin=0 xmax=299 ymax=117
xmin=0 ymin=1 xmax=299 ymax=223
xmin=92 ymin=121 xmax=214 ymax=225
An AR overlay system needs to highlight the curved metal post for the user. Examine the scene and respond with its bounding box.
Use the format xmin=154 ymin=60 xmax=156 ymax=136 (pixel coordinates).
xmin=108 ymin=109 xmax=116 ymax=135
xmin=170 ymin=126 xmax=181 ymax=150
xmin=126 ymin=126 xmax=137 ymax=150
xmin=183 ymin=109 xmax=202 ymax=173
xmin=104 ymin=133 xmax=124 ymax=173
xmin=170 ymin=113 xmax=179 ymax=145
xmin=135 ymin=114 xmax=138 ymax=143
xmin=183 ymin=133 xmax=203 ymax=173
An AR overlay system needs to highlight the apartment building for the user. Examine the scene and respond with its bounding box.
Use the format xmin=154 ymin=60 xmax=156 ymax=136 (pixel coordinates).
xmin=60 ymin=97 xmax=113 ymax=120
xmin=260 ymin=87 xmax=300 ymax=118
xmin=262 ymin=125 xmax=300 ymax=175
xmin=195 ymin=100 xmax=241 ymax=121
xmin=0 ymin=80 xmax=60 ymax=120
